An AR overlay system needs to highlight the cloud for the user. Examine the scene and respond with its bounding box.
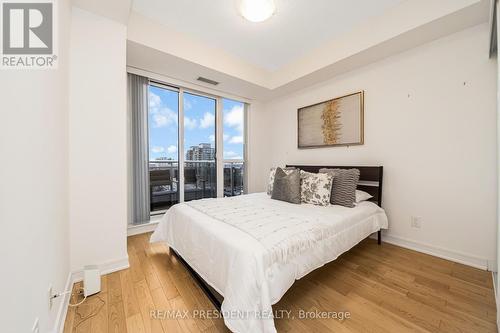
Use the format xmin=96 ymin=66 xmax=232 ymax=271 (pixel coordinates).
xmin=149 ymin=91 xmax=161 ymax=109
xmin=208 ymin=134 xmax=236 ymax=143
xmin=151 ymin=146 xmax=165 ymax=153
xmin=224 ymin=151 xmax=243 ymax=159
xmin=184 ymin=117 xmax=197 ymax=130
xmin=228 ymin=135 xmax=243 ymax=144
xmin=224 ymin=105 xmax=244 ymax=133
xmin=148 ymin=91 xmax=179 ymax=128
xmin=167 ymin=145 xmax=177 ymax=154
xmin=152 ymin=108 xmax=177 ymax=128
xmin=199 ymin=112 xmax=215 ymax=129
xmin=184 ymin=99 xmax=192 ymax=110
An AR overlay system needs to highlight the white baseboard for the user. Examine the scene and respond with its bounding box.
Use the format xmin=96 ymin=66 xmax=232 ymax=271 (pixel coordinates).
xmin=53 ymin=256 xmax=130 ymax=333
xmin=493 ymin=272 xmax=500 ymax=329
xmin=52 ymin=271 xmax=73 ymax=333
xmin=377 ymin=233 xmax=491 ymax=270
xmin=71 ymin=256 xmax=130 ymax=282
xmin=127 ymin=220 xmax=159 ymax=236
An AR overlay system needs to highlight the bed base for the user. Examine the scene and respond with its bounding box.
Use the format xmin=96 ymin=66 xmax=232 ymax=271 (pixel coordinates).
xmin=171 ymin=231 xmax=382 ymax=311
xmin=171 ymin=249 xmax=223 ymax=310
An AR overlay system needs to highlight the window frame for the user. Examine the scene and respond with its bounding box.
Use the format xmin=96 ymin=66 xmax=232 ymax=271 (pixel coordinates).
xmin=145 ymin=76 xmax=248 ymax=210
xmin=220 ymin=100 xmax=247 ymax=197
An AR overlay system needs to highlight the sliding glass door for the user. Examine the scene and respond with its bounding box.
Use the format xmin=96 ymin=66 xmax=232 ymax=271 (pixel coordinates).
xmin=183 ymin=92 xmax=217 ymax=201
xmin=146 ymin=80 xmax=246 ymax=215
xmin=148 ymin=84 xmax=179 ymax=213
xmin=222 ymin=98 xmax=245 ymax=197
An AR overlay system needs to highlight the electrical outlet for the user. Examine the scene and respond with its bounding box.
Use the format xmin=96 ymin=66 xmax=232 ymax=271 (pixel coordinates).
xmin=48 ymin=285 xmax=53 ymax=309
xmin=410 ymin=216 xmax=422 ymax=229
xmin=32 ymin=318 xmax=39 ymax=333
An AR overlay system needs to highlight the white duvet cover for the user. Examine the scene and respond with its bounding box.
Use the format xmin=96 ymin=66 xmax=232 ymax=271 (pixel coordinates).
xmin=150 ymin=192 xmax=388 ymax=333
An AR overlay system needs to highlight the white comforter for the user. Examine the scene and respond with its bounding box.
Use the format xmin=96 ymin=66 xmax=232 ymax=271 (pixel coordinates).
xmin=150 ymin=193 xmax=388 ymax=333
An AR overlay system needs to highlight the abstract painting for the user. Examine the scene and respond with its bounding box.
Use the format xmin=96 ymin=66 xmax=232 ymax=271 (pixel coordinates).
xmin=298 ymin=91 xmax=364 ymax=148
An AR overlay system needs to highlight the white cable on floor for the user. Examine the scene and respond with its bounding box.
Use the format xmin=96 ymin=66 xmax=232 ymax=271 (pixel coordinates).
xmin=54 ymin=287 xmax=87 ymax=307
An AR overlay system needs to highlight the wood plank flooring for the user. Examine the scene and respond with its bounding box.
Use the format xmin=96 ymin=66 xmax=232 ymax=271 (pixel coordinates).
xmin=64 ymin=233 xmax=497 ymax=332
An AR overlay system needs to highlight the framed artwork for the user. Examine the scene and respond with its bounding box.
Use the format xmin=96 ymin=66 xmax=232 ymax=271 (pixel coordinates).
xmin=297 ymin=91 xmax=364 ymax=148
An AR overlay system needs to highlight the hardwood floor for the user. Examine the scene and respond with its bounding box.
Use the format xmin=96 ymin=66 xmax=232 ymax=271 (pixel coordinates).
xmin=64 ymin=233 xmax=497 ymax=332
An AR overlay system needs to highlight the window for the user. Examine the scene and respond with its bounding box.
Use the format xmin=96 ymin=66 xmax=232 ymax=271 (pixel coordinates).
xmin=183 ymin=92 xmax=216 ymax=201
xmin=223 ymin=98 xmax=245 ymax=197
xmin=146 ymin=80 xmax=247 ymax=214
xmin=148 ymin=84 xmax=179 ymax=212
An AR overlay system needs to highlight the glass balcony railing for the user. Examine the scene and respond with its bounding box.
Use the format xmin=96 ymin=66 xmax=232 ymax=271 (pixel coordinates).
xmin=149 ymin=160 xmax=244 ymax=213
xmin=224 ymin=162 xmax=244 ymax=197
xmin=183 ymin=160 xmax=216 ymax=202
xmin=149 ymin=160 xmax=179 ymax=212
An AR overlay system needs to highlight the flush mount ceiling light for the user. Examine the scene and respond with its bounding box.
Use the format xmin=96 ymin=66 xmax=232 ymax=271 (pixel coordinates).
xmin=239 ymin=0 xmax=276 ymax=23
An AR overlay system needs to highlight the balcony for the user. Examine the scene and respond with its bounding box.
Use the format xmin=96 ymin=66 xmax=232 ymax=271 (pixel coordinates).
xmin=149 ymin=160 xmax=244 ymax=212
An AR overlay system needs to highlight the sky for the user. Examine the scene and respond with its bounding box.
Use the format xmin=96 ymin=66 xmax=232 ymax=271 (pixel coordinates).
xmin=148 ymin=85 xmax=244 ymax=161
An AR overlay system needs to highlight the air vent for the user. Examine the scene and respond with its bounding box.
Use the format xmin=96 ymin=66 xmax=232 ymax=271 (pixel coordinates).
xmin=197 ymin=76 xmax=219 ymax=86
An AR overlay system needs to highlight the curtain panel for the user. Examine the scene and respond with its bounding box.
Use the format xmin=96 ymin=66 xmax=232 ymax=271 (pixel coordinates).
xmin=128 ymin=73 xmax=150 ymax=224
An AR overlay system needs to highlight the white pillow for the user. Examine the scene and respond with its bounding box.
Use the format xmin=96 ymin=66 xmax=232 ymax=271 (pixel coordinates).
xmin=355 ymin=190 xmax=373 ymax=203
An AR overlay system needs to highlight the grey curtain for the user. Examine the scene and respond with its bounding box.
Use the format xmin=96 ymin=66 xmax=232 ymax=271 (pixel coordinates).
xmin=128 ymin=73 xmax=150 ymax=224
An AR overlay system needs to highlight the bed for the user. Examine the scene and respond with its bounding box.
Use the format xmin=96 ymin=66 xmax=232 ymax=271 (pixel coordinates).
xmin=150 ymin=165 xmax=388 ymax=333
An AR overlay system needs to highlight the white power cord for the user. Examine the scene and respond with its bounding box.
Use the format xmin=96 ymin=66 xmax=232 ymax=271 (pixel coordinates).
xmin=68 ymin=287 xmax=87 ymax=307
xmin=52 ymin=287 xmax=87 ymax=307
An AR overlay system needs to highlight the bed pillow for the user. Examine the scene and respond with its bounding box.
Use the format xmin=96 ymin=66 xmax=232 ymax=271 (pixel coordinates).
xmin=356 ymin=190 xmax=373 ymax=203
xmin=300 ymin=170 xmax=334 ymax=206
xmin=267 ymin=167 xmax=296 ymax=195
xmin=319 ymin=168 xmax=360 ymax=208
xmin=271 ymin=168 xmax=301 ymax=204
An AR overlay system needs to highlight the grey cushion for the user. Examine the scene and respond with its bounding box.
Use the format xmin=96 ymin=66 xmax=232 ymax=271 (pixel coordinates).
xmin=319 ymin=168 xmax=360 ymax=208
xmin=267 ymin=166 xmax=296 ymax=195
xmin=271 ymin=167 xmax=301 ymax=204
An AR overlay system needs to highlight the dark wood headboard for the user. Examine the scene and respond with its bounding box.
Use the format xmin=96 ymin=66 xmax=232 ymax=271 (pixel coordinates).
xmin=286 ymin=165 xmax=384 ymax=207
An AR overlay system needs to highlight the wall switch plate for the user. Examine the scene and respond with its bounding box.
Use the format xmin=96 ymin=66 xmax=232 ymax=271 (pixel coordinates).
xmin=411 ymin=216 xmax=422 ymax=229
xmin=32 ymin=318 xmax=39 ymax=333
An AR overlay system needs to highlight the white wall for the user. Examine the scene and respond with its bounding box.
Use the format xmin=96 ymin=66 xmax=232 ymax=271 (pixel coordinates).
xmin=69 ymin=8 xmax=128 ymax=272
xmin=0 ymin=1 xmax=71 ymax=332
xmin=496 ymin=0 xmax=500 ymax=314
xmin=250 ymin=23 xmax=497 ymax=269
xmin=247 ymin=102 xmax=272 ymax=193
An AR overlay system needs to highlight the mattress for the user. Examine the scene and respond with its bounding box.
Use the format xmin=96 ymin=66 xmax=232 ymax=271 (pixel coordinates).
xmin=150 ymin=192 xmax=388 ymax=333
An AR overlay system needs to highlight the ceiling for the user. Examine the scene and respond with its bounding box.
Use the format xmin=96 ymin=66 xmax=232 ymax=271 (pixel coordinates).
xmin=73 ymin=0 xmax=490 ymax=100
xmin=126 ymin=0 xmax=489 ymax=100
xmin=131 ymin=0 xmax=404 ymax=71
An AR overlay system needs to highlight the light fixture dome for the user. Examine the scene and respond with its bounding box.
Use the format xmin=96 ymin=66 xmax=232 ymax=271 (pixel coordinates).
xmin=239 ymin=0 xmax=276 ymax=23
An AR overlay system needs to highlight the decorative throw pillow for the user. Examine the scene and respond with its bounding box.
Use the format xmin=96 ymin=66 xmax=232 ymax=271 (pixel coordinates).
xmin=271 ymin=168 xmax=301 ymax=204
xmin=355 ymin=190 xmax=373 ymax=203
xmin=319 ymin=168 xmax=360 ymax=208
xmin=267 ymin=167 xmax=296 ymax=195
xmin=300 ymin=171 xmax=334 ymax=206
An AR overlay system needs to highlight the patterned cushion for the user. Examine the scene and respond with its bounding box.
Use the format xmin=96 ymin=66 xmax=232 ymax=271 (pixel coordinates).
xmin=267 ymin=167 xmax=296 ymax=195
xmin=300 ymin=171 xmax=334 ymax=206
xmin=271 ymin=168 xmax=301 ymax=204
xmin=319 ymin=168 xmax=360 ymax=208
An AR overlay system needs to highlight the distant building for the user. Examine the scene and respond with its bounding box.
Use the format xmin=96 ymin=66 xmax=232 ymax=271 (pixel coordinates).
xmin=186 ymin=143 xmax=215 ymax=161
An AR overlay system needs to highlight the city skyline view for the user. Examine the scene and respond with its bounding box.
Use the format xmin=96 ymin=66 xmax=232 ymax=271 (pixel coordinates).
xmin=148 ymin=85 xmax=244 ymax=161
